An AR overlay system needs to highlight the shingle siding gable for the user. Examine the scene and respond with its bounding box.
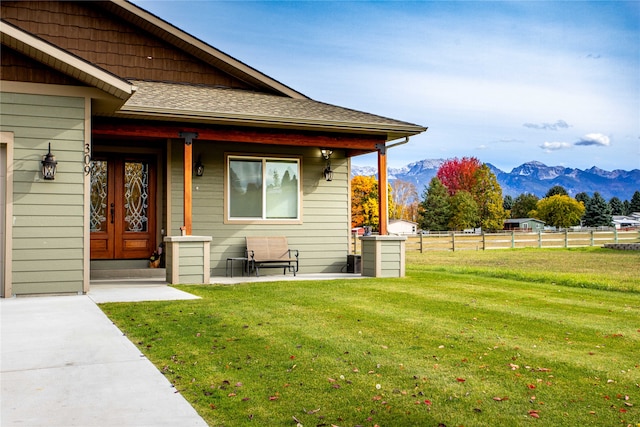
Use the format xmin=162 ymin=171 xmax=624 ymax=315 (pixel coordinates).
xmin=1 ymin=1 xmax=253 ymax=89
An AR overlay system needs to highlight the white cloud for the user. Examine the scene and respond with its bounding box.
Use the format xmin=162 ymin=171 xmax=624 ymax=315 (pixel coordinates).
xmin=540 ymin=141 xmax=572 ymax=152
xmin=523 ymin=120 xmax=570 ymax=131
xmin=575 ymin=133 xmax=611 ymax=147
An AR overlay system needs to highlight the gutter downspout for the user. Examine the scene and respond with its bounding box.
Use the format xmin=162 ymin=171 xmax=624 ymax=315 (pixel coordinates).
xmin=375 ymin=136 xmax=411 ymax=235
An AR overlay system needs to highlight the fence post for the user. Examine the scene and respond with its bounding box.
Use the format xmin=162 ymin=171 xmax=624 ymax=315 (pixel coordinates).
xmin=564 ymin=229 xmax=569 ymax=248
xmin=538 ymin=230 xmax=542 ymax=248
xmin=482 ymin=231 xmax=486 ymax=251
xmin=451 ymin=232 xmax=456 ymax=252
xmin=614 ymin=228 xmax=618 ymax=243
xmin=511 ymin=231 xmax=515 ymax=249
xmin=590 ymin=230 xmax=594 ymax=246
xmin=420 ymin=232 xmax=423 ymax=253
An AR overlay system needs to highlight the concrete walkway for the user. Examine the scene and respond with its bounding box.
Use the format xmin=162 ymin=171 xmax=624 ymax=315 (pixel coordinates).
xmin=1 ymin=274 xmax=363 ymax=426
xmin=0 ymin=285 xmax=207 ymax=427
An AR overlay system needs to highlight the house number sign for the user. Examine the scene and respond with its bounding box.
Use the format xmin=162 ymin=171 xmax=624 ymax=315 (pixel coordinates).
xmin=84 ymin=142 xmax=92 ymax=175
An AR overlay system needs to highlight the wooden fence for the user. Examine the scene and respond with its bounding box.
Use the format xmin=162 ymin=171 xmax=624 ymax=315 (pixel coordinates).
xmin=351 ymin=229 xmax=640 ymax=253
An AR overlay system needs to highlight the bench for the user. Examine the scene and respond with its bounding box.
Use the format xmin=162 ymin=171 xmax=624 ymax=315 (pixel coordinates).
xmin=245 ymin=236 xmax=299 ymax=277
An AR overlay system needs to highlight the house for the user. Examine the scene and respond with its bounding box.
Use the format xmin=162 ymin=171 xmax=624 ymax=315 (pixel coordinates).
xmin=0 ymin=1 xmax=426 ymax=297
xmin=503 ymin=218 xmax=545 ymax=232
xmin=612 ymin=216 xmax=640 ymax=229
xmin=388 ymin=219 xmax=418 ymax=235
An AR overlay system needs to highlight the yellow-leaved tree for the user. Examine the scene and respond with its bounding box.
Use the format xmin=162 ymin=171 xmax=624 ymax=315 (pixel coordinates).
xmin=351 ymin=175 xmax=394 ymax=232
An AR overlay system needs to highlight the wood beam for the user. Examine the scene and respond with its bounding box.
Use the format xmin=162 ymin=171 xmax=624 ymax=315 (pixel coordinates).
xmin=184 ymin=141 xmax=192 ymax=235
xmin=179 ymin=132 xmax=198 ymax=236
xmin=92 ymin=121 xmax=384 ymax=153
xmin=378 ymin=148 xmax=388 ymax=235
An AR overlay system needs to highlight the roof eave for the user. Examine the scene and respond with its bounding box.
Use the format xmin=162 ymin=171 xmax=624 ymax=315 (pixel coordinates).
xmin=113 ymin=107 xmax=427 ymax=138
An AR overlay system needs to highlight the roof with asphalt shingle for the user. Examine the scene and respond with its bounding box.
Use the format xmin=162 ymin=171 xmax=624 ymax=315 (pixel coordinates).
xmin=116 ymin=80 xmax=426 ymax=138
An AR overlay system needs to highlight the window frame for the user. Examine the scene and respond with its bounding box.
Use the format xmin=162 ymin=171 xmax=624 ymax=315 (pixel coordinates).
xmin=224 ymin=153 xmax=303 ymax=224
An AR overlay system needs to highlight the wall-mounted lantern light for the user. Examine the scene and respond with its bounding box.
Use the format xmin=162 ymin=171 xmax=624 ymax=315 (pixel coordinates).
xmin=195 ymin=155 xmax=204 ymax=176
xmin=41 ymin=142 xmax=58 ymax=180
xmin=321 ymin=149 xmax=333 ymax=181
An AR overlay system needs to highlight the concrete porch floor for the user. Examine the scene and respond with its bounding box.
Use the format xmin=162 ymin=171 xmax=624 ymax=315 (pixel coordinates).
xmin=88 ymin=272 xmax=363 ymax=302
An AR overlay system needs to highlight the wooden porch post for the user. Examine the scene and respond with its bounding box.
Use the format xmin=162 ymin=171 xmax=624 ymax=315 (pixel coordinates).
xmin=179 ymin=132 xmax=198 ymax=235
xmin=377 ymin=145 xmax=388 ymax=235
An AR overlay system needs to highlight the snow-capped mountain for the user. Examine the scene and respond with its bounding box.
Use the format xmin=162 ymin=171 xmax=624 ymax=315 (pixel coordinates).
xmin=351 ymin=160 xmax=640 ymax=201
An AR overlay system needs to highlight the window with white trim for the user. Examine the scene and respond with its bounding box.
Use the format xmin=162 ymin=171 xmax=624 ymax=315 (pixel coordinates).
xmin=227 ymin=155 xmax=300 ymax=221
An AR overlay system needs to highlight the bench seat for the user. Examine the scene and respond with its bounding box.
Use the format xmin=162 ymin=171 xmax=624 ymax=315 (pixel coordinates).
xmin=246 ymin=236 xmax=299 ymax=277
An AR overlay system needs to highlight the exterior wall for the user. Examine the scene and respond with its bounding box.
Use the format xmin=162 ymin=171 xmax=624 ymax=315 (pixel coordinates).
xmin=169 ymin=139 xmax=351 ymax=276
xmin=0 ymin=92 xmax=86 ymax=295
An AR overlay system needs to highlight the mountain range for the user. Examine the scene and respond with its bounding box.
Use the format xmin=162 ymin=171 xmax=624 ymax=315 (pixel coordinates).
xmin=351 ymin=160 xmax=640 ymax=201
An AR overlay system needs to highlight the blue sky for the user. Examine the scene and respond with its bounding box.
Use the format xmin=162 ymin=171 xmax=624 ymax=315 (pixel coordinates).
xmin=135 ymin=1 xmax=639 ymax=172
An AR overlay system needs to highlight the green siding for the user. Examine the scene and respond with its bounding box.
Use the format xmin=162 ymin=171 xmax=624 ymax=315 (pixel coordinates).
xmin=170 ymin=140 xmax=351 ymax=276
xmin=1 ymin=92 xmax=85 ymax=295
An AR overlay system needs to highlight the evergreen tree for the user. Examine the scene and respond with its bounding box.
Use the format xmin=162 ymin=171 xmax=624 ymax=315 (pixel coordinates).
xmin=630 ymin=191 xmax=640 ymax=213
xmin=623 ymin=200 xmax=631 ymax=216
xmin=545 ymin=185 xmax=568 ymax=198
xmin=511 ymin=193 xmax=539 ymax=218
xmin=503 ymin=195 xmax=514 ymax=212
xmin=418 ymin=177 xmax=451 ymax=231
xmin=582 ymin=192 xmax=612 ymax=227
xmin=608 ymin=197 xmax=625 ymax=216
xmin=575 ymin=192 xmax=590 ymax=206
xmin=448 ymin=191 xmax=480 ymax=231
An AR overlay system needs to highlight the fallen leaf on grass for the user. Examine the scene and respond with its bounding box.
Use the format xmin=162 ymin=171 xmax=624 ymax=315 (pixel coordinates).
xmin=493 ymin=396 xmax=509 ymax=401
xmin=456 ymin=378 xmax=466 ymax=382
xmin=269 ymin=395 xmax=279 ymax=401
xmin=528 ymin=409 xmax=540 ymax=418
xmin=527 ymin=384 xmax=536 ymax=389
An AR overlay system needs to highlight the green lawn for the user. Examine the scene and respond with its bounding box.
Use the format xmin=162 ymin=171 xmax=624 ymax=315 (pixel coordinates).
xmin=100 ymin=248 xmax=640 ymax=427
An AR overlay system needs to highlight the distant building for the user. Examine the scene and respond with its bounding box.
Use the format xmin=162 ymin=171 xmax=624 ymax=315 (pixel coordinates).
xmin=612 ymin=216 xmax=640 ymax=229
xmin=388 ymin=220 xmax=418 ymax=235
xmin=503 ymin=218 xmax=545 ymax=232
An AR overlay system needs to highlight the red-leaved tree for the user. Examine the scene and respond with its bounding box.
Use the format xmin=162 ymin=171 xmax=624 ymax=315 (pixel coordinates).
xmin=436 ymin=157 xmax=481 ymax=196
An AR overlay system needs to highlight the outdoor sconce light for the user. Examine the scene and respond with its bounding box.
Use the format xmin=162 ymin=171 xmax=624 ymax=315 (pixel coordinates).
xmin=195 ymin=155 xmax=204 ymax=176
xmin=321 ymin=149 xmax=333 ymax=181
xmin=41 ymin=142 xmax=58 ymax=180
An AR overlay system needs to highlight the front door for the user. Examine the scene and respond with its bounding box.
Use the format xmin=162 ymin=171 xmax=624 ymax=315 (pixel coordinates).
xmin=90 ymin=155 xmax=156 ymax=259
